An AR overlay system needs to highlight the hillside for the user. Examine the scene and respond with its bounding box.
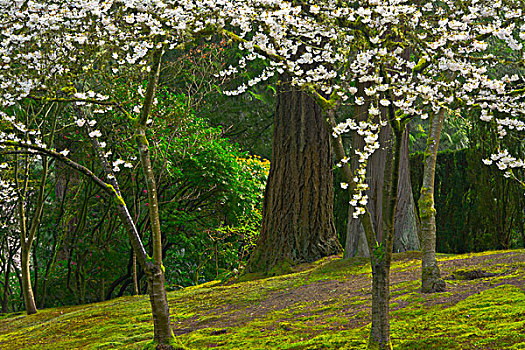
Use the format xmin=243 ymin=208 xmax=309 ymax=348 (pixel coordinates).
xmin=0 ymin=250 xmax=524 ymax=349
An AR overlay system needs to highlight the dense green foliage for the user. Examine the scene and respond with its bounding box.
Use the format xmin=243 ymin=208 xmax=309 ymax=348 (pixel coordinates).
xmin=411 ymin=149 xmax=525 ymax=253
xmin=0 ymin=93 xmax=268 ymax=312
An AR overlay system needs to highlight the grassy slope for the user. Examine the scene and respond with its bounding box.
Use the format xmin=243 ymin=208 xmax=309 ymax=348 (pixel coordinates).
xmin=0 ymin=250 xmax=524 ymax=349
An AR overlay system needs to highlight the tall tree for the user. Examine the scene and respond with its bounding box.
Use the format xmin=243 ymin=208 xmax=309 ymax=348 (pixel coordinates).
xmin=0 ymin=1 xmax=227 ymax=347
xmin=15 ymin=154 xmax=48 ymax=315
xmin=8 ymin=102 xmax=58 ymax=315
xmin=394 ymin=127 xmax=420 ymax=252
xmin=247 ymin=75 xmax=341 ymax=274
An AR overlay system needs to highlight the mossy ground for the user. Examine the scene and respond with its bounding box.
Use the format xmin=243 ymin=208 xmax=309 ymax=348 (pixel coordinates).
xmin=0 ymin=250 xmax=523 ymax=349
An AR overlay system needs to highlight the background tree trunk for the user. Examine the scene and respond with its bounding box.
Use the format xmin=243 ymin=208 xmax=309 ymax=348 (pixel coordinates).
xmin=393 ymin=127 xmax=420 ymax=253
xmin=247 ymin=77 xmax=341 ymax=274
xmin=345 ymin=116 xmax=419 ymax=259
xmin=420 ymin=109 xmax=447 ymax=293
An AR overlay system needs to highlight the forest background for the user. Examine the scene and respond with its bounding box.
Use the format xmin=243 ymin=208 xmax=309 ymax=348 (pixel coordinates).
xmin=1 ymin=31 xmax=523 ymax=314
xmin=0 ymin=1 xmax=524 ymax=349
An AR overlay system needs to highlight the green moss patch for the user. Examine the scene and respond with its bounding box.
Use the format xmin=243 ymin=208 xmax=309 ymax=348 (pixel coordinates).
xmin=0 ymin=250 xmax=523 ymax=349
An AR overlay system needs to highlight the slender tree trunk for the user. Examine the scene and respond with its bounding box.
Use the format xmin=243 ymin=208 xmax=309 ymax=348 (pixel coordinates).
xmin=327 ymin=101 xmax=402 ymax=349
xmin=71 ymin=47 xmax=174 ymax=349
xmin=32 ymin=231 xmax=39 ymax=303
xmin=369 ymin=262 xmax=392 ymax=350
xmin=16 ymin=155 xmax=49 ymax=315
xmin=133 ymin=250 xmax=139 ymax=295
xmin=15 ymin=154 xmax=37 ymax=315
xmin=247 ymin=77 xmax=341 ymax=274
xmin=368 ymin=109 xmax=402 ymax=349
xmin=135 ymin=46 xmax=174 ymax=347
xmin=419 ymin=109 xmax=446 ymax=293
xmin=137 ymin=128 xmax=174 ymax=344
xmin=20 ymin=247 xmax=37 ymax=315
xmin=1 ymin=253 xmax=12 ymax=313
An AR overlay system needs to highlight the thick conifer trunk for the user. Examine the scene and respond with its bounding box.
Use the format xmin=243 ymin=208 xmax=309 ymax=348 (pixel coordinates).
xmin=247 ymin=78 xmax=341 ymax=273
xmin=393 ymin=127 xmax=420 ymax=253
xmin=420 ymin=109 xmax=446 ymax=293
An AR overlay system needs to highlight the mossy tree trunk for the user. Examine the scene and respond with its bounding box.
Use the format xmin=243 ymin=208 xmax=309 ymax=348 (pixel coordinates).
xmin=369 ymin=261 xmax=392 ymax=350
xmin=135 ymin=47 xmax=173 ymax=342
xmin=419 ymin=109 xmax=447 ymax=293
xmin=367 ymin=112 xmax=401 ymax=350
xmin=75 ymin=47 xmax=174 ymax=348
xmin=247 ymin=76 xmax=341 ymax=274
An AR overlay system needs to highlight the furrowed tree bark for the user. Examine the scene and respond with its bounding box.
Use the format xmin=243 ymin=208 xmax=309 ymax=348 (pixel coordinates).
xmin=419 ymin=109 xmax=446 ymax=293
xmin=344 ymin=83 xmax=372 ymax=258
xmin=327 ymin=82 xmax=404 ymax=348
xmin=327 ymin=96 xmax=401 ymax=349
xmin=393 ymin=126 xmax=420 ymax=253
xmin=247 ymin=76 xmax=341 ymax=274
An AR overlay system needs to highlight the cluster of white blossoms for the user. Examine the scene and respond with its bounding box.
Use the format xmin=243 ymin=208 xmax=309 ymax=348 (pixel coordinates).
xmin=0 ymin=0 xmax=524 ymax=207
xmin=112 ymin=158 xmax=134 ymax=173
xmin=0 ymin=186 xmax=17 ymax=268
xmin=0 ymin=0 xmax=231 ymax=182
xmin=0 ymin=175 xmax=17 ymax=208
xmin=482 ymin=149 xmax=525 ymax=179
xmin=333 ymin=114 xmax=385 ymax=217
